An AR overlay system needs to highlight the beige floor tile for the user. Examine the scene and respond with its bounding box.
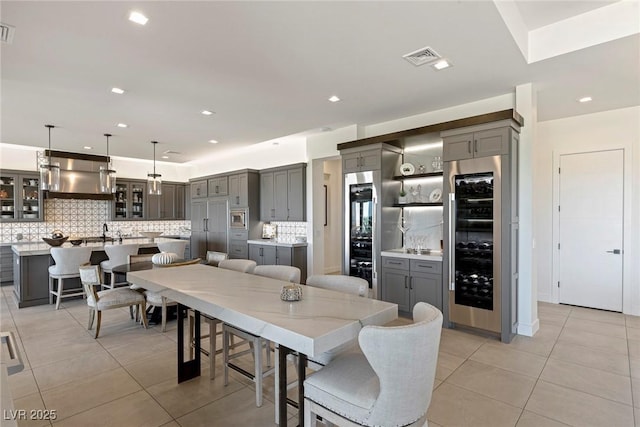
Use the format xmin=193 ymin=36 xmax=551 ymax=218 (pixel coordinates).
xmin=52 ymin=390 xmax=172 ymax=427
xmin=41 ymin=368 xmax=141 ymax=421
xmin=105 ymin=334 xmax=176 ymax=365
xmin=175 ymin=387 xmax=279 ymax=427
xmin=12 ymin=392 xmax=51 ymax=427
xmin=538 ymin=302 xmax=572 ymax=316
xmin=569 ymin=306 xmax=626 ymax=326
xmin=632 ymin=377 xmax=640 ymax=408
xmin=507 ymin=333 xmax=556 ymax=358
xmin=628 ymin=339 xmax=640 ymax=360
xmin=22 ymin=337 xmax=103 ymax=369
xmin=438 ymin=328 xmax=487 ymax=359
xmin=540 ymin=358 xmax=632 ymax=405
xmin=630 ymin=358 xmax=640 ymax=379
xmin=122 ymin=349 xmax=179 ymax=388
xmin=626 ymin=314 xmax=640 ymax=330
xmin=435 ymin=351 xmax=466 ymax=381
xmin=446 ymin=360 xmax=536 ymax=408
xmin=628 ymin=327 xmax=640 ymax=341
xmin=427 ymin=383 xmax=522 ymax=427
xmin=549 ymin=341 xmax=630 ymax=377
xmin=515 ymin=410 xmax=571 ymax=427
xmin=6 ymin=369 xmax=39 ymax=399
xmin=536 ymin=311 xmax=568 ymax=327
xmin=525 ymin=380 xmax=634 ymax=427
xmin=558 ymin=327 xmax=628 ymax=355
xmin=32 ymin=348 xmax=119 ymax=391
xmin=470 ymin=341 xmax=547 ymax=378
xmin=159 ymin=422 xmax=180 ymax=427
xmin=563 ymin=316 xmax=627 ymax=338
xmin=146 ymin=371 xmax=246 ymax=419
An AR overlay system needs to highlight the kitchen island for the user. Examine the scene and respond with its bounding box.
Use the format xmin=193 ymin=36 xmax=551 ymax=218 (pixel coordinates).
xmin=10 ymin=238 xmax=179 ymax=308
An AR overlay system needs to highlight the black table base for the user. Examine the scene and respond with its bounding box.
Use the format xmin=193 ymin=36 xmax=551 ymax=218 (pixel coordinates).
xmin=177 ymin=304 xmax=201 ymax=383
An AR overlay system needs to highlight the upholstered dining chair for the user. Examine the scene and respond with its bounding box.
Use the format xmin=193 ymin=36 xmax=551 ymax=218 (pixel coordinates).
xmin=49 ymin=246 xmax=92 ymax=310
xmin=157 ymin=240 xmax=188 ymax=258
xmin=206 ymin=250 xmax=228 ymax=267
xmin=100 ymin=243 xmax=140 ymax=289
xmin=144 ymin=258 xmax=201 ymax=332
xmin=303 ymin=302 xmax=443 ymax=427
xmin=253 ymin=265 xmax=301 ymax=284
xmin=217 ymin=259 xmax=256 ymax=273
xmin=78 ymin=265 xmax=148 ymax=338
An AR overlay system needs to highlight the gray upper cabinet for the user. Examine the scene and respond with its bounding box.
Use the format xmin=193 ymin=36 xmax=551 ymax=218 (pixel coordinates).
xmin=443 ymin=127 xmax=510 ymax=161
xmin=260 ymin=164 xmax=306 ymax=221
xmin=207 ymin=176 xmax=228 ymax=197
xmin=145 ymin=183 xmax=186 ymax=220
xmin=228 ymin=173 xmax=248 ymax=207
xmin=342 ymin=148 xmax=382 ymax=173
xmin=191 ymin=180 xmax=207 ymax=199
xmin=0 ymin=171 xmax=43 ymax=222
xmin=175 ymin=184 xmax=186 ymax=219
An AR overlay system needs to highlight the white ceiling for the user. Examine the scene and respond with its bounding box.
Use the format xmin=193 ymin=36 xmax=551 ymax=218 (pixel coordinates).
xmin=1 ymin=1 xmax=638 ymax=163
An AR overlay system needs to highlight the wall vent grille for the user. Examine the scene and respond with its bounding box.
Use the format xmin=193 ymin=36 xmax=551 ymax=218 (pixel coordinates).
xmin=402 ymin=46 xmax=441 ymax=66
xmin=1 ymin=23 xmax=15 ymax=44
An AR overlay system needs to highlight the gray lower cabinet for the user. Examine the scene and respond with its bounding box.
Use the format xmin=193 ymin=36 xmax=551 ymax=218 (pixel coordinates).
xmin=248 ymin=243 xmax=307 ymax=283
xmin=13 ymin=253 xmax=51 ymax=308
xmin=1 ymin=246 xmax=13 ymax=284
xmin=228 ymin=229 xmax=248 ymax=259
xmin=381 ymin=257 xmax=442 ymax=313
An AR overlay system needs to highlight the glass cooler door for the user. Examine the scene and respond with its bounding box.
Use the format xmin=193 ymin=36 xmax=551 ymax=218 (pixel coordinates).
xmin=349 ymin=184 xmax=373 ymax=287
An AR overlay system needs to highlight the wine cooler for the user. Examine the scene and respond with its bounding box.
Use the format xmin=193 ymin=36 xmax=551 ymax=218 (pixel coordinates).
xmin=444 ymin=154 xmax=518 ymax=343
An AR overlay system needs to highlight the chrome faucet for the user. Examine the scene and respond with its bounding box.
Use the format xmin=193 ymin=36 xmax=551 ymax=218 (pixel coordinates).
xmin=102 ymin=223 xmax=108 ymax=242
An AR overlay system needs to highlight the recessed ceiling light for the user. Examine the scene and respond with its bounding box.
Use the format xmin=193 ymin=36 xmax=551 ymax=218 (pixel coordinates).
xmin=432 ymin=60 xmax=451 ymax=70
xmin=111 ymin=87 xmax=125 ymax=94
xmin=83 ymin=146 xmax=92 ymax=150
xmin=129 ymin=11 xmax=148 ymax=25
xmin=116 ymin=123 xmax=128 ymax=128
xmin=328 ymin=95 xmax=340 ymax=103
xmin=578 ymin=96 xmax=593 ymax=103
xmin=208 ymin=139 xmax=219 ymax=144
xmin=201 ymin=110 xmax=214 ymax=116
xmin=161 ymin=155 xmax=169 ymax=159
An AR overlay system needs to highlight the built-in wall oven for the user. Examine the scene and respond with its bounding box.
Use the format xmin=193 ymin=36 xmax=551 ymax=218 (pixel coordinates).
xmin=230 ymin=208 xmax=248 ymax=229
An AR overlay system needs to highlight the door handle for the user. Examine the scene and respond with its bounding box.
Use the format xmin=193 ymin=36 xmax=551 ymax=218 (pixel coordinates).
xmin=606 ymin=249 xmax=622 ymax=254
xmin=448 ymin=192 xmax=456 ymax=291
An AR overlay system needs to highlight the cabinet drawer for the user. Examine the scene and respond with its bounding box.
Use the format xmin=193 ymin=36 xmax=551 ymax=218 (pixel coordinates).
xmin=228 ymin=240 xmax=248 ymax=259
xmin=382 ymin=257 xmax=409 ymax=270
xmin=410 ymin=259 xmax=442 ymax=274
xmin=228 ymin=230 xmax=248 ymax=240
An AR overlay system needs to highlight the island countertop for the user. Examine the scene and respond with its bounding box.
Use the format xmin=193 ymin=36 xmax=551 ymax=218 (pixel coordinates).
xmin=10 ymin=237 xmax=175 ymax=256
xmin=247 ymin=239 xmax=308 ymax=248
xmin=381 ymin=249 xmax=443 ymax=262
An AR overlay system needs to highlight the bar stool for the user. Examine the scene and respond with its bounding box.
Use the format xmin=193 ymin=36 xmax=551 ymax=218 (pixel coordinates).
xmin=49 ymin=246 xmax=92 ymax=310
xmin=100 ymin=244 xmax=140 ymax=290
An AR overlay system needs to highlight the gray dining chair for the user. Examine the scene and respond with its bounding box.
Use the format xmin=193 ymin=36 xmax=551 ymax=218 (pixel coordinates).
xmin=206 ymin=250 xmax=228 ymax=267
xmin=79 ymin=265 xmax=148 ymax=338
xmin=217 ymin=259 xmax=256 ymax=273
xmin=100 ymin=243 xmax=140 ymax=289
xmin=303 ymin=302 xmax=443 ymax=427
xmin=253 ymin=265 xmax=301 ymax=284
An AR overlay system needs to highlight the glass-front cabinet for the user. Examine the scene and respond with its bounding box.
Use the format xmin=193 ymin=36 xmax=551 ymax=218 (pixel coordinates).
xmin=0 ymin=171 xmax=42 ymax=222
xmin=113 ymin=180 xmax=146 ymax=220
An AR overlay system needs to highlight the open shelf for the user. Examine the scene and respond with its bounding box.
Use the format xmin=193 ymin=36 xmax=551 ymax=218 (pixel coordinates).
xmin=393 ymin=202 xmax=443 ymax=207
xmin=393 ymin=171 xmax=443 ymax=180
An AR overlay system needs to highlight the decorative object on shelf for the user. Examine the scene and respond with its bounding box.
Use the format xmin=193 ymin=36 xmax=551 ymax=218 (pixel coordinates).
xmin=429 ymin=188 xmax=442 ymax=203
xmin=147 ymin=140 xmax=162 ymax=195
xmin=431 ymin=156 xmax=443 ymax=172
xmin=400 ymin=162 xmax=415 ymax=176
xmin=280 ymin=283 xmax=303 ymax=301
xmin=398 ymin=189 xmax=407 ymax=204
xmin=42 ymin=236 xmax=68 ymax=246
xmin=99 ymin=133 xmax=117 ymax=194
xmin=140 ymin=231 xmax=163 ymax=241
xmin=69 ymin=239 xmax=83 ymax=246
xmin=418 ymin=164 xmax=426 ymax=174
xmin=152 ymin=252 xmax=178 ymax=265
xmin=0 ymin=189 xmax=7 ymax=199
xmin=40 ymin=124 xmax=60 ymax=191
xmin=410 ymin=185 xmax=422 ymax=203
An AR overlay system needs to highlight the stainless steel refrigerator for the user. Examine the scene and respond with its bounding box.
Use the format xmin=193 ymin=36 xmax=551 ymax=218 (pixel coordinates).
xmin=443 ymin=155 xmax=518 ymax=343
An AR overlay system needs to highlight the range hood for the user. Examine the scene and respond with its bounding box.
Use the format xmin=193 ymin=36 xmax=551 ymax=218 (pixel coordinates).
xmin=43 ymin=150 xmax=115 ymax=200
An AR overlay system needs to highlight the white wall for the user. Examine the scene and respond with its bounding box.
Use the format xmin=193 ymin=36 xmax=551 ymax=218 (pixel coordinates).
xmin=535 ymin=106 xmax=640 ymax=314
xmin=323 ymin=159 xmax=342 ymax=273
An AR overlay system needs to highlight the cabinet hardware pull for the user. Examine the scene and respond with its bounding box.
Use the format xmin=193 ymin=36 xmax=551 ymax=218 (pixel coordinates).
xmin=404 ymin=276 xmax=408 ymax=289
xmin=474 ymin=139 xmax=478 ymax=153
xmin=468 ymin=140 xmax=472 ymax=154
xmin=417 ymin=264 xmax=432 ymax=268
xmin=236 ymin=196 xmax=240 ymax=205
xmin=409 ymin=277 xmax=413 ymax=290
xmin=389 ymin=261 xmax=401 ymax=265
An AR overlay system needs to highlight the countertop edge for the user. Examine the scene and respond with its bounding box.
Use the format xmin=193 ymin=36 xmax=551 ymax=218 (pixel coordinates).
xmin=381 ymin=250 xmax=442 ymax=261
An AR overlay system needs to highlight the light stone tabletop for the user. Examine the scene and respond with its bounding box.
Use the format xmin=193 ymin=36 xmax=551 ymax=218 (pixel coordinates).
xmin=127 ymin=264 xmax=397 ymax=357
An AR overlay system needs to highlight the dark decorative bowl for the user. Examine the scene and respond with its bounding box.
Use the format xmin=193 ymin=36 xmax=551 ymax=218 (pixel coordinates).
xmin=42 ymin=237 xmax=68 ymax=247
xmin=69 ymin=239 xmax=83 ymax=246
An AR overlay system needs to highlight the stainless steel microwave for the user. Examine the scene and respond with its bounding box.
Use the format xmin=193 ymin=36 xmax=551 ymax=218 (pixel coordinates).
xmin=230 ymin=208 xmax=248 ymax=229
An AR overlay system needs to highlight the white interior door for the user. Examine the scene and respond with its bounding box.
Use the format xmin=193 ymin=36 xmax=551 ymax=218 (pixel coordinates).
xmin=558 ymin=150 xmax=624 ymax=311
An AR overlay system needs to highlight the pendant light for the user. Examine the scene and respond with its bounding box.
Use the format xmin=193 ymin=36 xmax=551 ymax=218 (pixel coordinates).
xmin=99 ymin=133 xmax=117 ymax=193
xmin=147 ymin=141 xmax=162 ymax=195
xmin=40 ymin=124 xmax=60 ymax=191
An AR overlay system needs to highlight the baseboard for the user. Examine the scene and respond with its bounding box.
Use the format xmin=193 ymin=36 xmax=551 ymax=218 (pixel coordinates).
xmin=517 ymin=318 xmax=540 ymax=337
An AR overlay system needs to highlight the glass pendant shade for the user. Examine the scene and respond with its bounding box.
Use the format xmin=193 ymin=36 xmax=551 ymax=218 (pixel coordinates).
xmin=100 ymin=133 xmax=117 ymax=193
xmin=40 ymin=124 xmax=60 ymax=191
xmin=40 ymin=160 xmax=60 ymax=191
xmin=147 ymin=141 xmax=162 ymax=195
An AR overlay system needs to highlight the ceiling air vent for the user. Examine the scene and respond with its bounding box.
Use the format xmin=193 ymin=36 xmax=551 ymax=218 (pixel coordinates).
xmin=0 ymin=23 xmax=15 ymax=44
xmin=163 ymin=150 xmax=181 ymax=155
xmin=402 ymin=46 xmax=441 ymax=67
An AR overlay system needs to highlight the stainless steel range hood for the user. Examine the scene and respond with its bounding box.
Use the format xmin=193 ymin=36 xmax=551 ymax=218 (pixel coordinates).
xmin=43 ymin=150 xmax=114 ymax=200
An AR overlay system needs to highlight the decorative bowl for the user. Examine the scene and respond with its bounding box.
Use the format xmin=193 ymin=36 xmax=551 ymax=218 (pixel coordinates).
xmin=42 ymin=237 xmax=68 ymax=247
xmin=152 ymin=252 xmax=178 ymax=265
xmin=280 ymin=284 xmax=303 ymax=302
xmin=69 ymin=239 xmax=83 ymax=246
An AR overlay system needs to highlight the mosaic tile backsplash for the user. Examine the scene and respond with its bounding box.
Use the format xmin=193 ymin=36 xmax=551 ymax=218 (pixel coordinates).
xmin=270 ymin=221 xmax=308 ymax=243
xmin=0 ymin=199 xmax=190 ymax=243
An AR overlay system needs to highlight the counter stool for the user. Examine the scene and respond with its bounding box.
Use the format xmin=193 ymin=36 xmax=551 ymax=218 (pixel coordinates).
xmin=49 ymin=246 xmax=92 ymax=310
xmin=157 ymin=240 xmax=188 ymax=258
xmin=100 ymin=244 xmax=140 ymax=290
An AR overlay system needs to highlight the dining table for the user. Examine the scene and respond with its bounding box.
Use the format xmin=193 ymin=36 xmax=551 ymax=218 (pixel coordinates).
xmin=126 ymin=264 xmax=397 ymax=427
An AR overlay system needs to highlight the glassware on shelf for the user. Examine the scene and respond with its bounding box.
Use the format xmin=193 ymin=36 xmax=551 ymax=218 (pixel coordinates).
xmin=431 ymin=156 xmax=443 ymax=172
